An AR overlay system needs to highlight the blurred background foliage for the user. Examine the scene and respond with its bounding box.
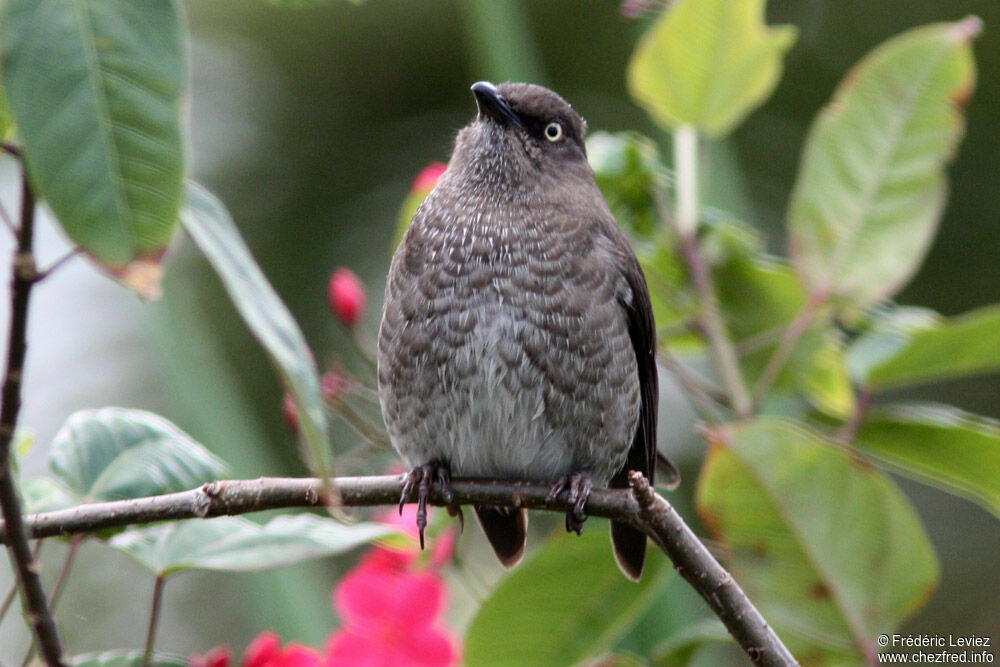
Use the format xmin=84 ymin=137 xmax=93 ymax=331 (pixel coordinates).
xmin=0 ymin=0 xmax=998 ymax=660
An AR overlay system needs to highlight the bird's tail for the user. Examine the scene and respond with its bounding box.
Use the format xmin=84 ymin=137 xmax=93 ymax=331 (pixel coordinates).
xmin=473 ymin=506 xmax=528 ymax=568
xmin=610 ymin=520 xmax=646 ymax=581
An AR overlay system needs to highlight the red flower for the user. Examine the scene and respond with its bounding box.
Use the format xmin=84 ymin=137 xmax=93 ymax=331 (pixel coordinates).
xmin=327 ymin=547 xmax=459 ymax=666
xmin=328 ymin=268 xmax=366 ymax=327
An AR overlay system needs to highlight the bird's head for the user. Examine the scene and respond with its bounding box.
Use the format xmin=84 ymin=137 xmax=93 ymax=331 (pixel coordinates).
xmin=448 ymin=81 xmax=593 ymax=194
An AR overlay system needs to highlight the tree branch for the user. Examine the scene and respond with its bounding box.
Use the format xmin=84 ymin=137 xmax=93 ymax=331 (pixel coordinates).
xmin=3 ymin=474 xmax=797 ymax=666
xmin=0 ymin=173 xmax=66 ymax=665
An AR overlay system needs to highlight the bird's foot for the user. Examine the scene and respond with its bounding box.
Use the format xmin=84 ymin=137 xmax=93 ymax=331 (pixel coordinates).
xmin=399 ymin=460 xmax=454 ymax=549
xmin=545 ymin=471 xmax=593 ymax=535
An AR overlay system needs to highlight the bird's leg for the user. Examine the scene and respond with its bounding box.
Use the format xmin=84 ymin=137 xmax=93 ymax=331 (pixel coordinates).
xmin=545 ymin=470 xmax=594 ymax=536
xmin=399 ymin=460 xmax=454 ymax=549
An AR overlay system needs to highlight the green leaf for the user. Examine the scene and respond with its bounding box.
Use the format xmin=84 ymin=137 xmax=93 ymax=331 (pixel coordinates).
xmin=0 ymin=84 xmax=16 ymax=143
xmin=20 ymin=476 xmax=76 ymax=514
xmin=465 ymin=523 xmax=669 ymax=667
xmin=854 ymin=304 xmax=1000 ymax=390
xmin=72 ymin=650 xmax=187 ymax=666
xmin=181 ymin=182 xmax=335 ymax=494
xmin=802 ymin=339 xmax=855 ymax=420
xmin=857 ymin=404 xmax=1000 ymax=519
xmin=845 ymin=306 xmax=940 ymax=384
xmin=48 ymin=408 xmax=226 ymax=503
xmin=627 ymin=0 xmax=796 ymax=136
xmin=588 ymin=131 xmax=665 ymax=237
xmin=697 ymin=418 xmax=938 ymax=660
xmin=109 ymin=514 xmax=393 ymax=576
xmin=788 ymin=18 xmax=980 ymax=306
xmin=0 ymin=0 xmax=188 ymax=295
xmin=651 ymin=619 xmax=731 ymax=666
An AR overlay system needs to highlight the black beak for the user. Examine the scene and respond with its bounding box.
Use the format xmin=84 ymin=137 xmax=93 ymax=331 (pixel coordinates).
xmin=471 ymin=81 xmax=525 ymax=130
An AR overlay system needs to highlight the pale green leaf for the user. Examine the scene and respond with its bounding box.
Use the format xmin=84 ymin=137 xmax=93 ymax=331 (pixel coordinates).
xmin=181 ymin=182 xmax=334 ymax=493
xmin=109 ymin=514 xmax=393 ymax=576
xmin=854 ymin=304 xmax=1000 ymax=389
xmin=49 ymin=408 xmax=227 ymax=503
xmin=465 ymin=524 xmax=669 ymax=666
xmin=845 ymin=306 xmax=940 ymax=383
xmin=697 ymin=418 xmax=938 ymax=660
xmin=20 ymin=476 xmax=76 ymax=514
xmin=0 ymin=0 xmax=188 ymax=293
xmin=627 ymin=0 xmax=796 ymax=136
xmin=788 ymin=18 xmax=980 ymax=306
xmin=857 ymin=404 xmax=1000 ymax=518
xmin=72 ymin=650 xmax=186 ymax=666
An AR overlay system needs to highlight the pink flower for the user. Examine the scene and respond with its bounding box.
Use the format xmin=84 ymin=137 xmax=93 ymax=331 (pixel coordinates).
xmin=327 ymin=548 xmax=459 ymax=666
xmin=328 ymin=268 xmax=366 ymax=327
xmin=411 ymin=162 xmax=447 ymax=194
xmin=189 ymin=646 xmax=232 ymax=667
xmin=242 ymin=632 xmax=324 ymax=667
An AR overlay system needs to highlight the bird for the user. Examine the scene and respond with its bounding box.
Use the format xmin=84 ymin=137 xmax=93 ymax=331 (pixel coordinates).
xmin=377 ymin=81 xmax=678 ymax=580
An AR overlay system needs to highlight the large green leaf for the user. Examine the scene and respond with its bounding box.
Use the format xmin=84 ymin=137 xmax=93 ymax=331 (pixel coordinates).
xmin=857 ymin=404 xmax=1000 ymax=518
xmin=181 ymin=182 xmax=335 ymax=494
xmin=788 ymin=18 xmax=980 ymax=306
xmin=697 ymin=418 xmax=937 ymax=661
xmin=109 ymin=514 xmax=393 ymax=576
xmin=465 ymin=523 xmax=669 ymax=666
xmin=0 ymin=0 xmax=188 ymax=295
xmin=49 ymin=408 xmax=227 ymax=503
xmin=627 ymin=0 xmax=796 ymax=136
xmin=852 ymin=304 xmax=1000 ymax=390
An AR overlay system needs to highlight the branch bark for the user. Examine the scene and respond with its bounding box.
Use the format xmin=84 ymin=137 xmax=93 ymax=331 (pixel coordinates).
xmin=0 ymin=174 xmax=65 ymax=665
xmin=3 ymin=474 xmax=797 ymax=666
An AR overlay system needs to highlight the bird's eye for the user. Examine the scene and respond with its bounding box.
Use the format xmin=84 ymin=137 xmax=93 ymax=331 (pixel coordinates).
xmin=544 ymin=122 xmax=564 ymax=142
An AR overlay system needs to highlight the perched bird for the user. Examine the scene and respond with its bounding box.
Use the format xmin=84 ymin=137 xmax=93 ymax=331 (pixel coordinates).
xmin=377 ymin=81 xmax=678 ymax=580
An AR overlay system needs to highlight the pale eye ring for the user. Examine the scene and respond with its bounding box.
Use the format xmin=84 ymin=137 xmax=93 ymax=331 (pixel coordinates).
xmin=544 ymin=122 xmax=564 ymax=142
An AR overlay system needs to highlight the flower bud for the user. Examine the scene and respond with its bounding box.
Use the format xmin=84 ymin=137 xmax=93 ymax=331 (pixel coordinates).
xmin=328 ymin=268 xmax=366 ymax=327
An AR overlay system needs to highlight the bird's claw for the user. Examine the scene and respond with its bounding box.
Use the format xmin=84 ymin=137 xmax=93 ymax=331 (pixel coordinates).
xmin=399 ymin=460 xmax=453 ymax=549
xmin=546 ymin=471 xmax=593 ymax=536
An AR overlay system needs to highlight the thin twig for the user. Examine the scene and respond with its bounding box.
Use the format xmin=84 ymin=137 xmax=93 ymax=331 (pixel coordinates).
xmin=629 ymin=473 xmax=797 ymax=666
xmin=0 ymin=173 xmax=65 ymax=665
xmin=6 ymin=474 xmax=797 ymax=665
xmin=142 ymin=575 xmax=166 ymax=667
xmin=0 ymin=540 xmax=43 ymax=628
xmin=35 ymin=248 xmax=82 ymax=282
xmin=335 ymin=401 xmax=392 ymax=448
xmin=836 ymin=387 xmax=873 ymax=444
xmin=0 ymin=199 xmax=16 ymax=236
xmin=751 ymin=292 xmax=826 ymax=403
xmin=48 ymin=534 xmax=83 ymax=611
xmin=679 ymin=234 xmax=753 ymax=418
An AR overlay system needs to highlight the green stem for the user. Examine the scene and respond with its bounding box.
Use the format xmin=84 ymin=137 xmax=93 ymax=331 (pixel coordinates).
xmin=672 ymin=127 xmax=752 ymax=418
xmin=459 ymin=0 xmax=546 ymax=84
xmin=142 ymin=575 xmax=166 ymax=667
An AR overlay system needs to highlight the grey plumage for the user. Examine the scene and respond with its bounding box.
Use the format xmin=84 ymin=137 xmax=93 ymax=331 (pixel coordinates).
xmin=378 ymin=81 xmax=677 ymax=580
